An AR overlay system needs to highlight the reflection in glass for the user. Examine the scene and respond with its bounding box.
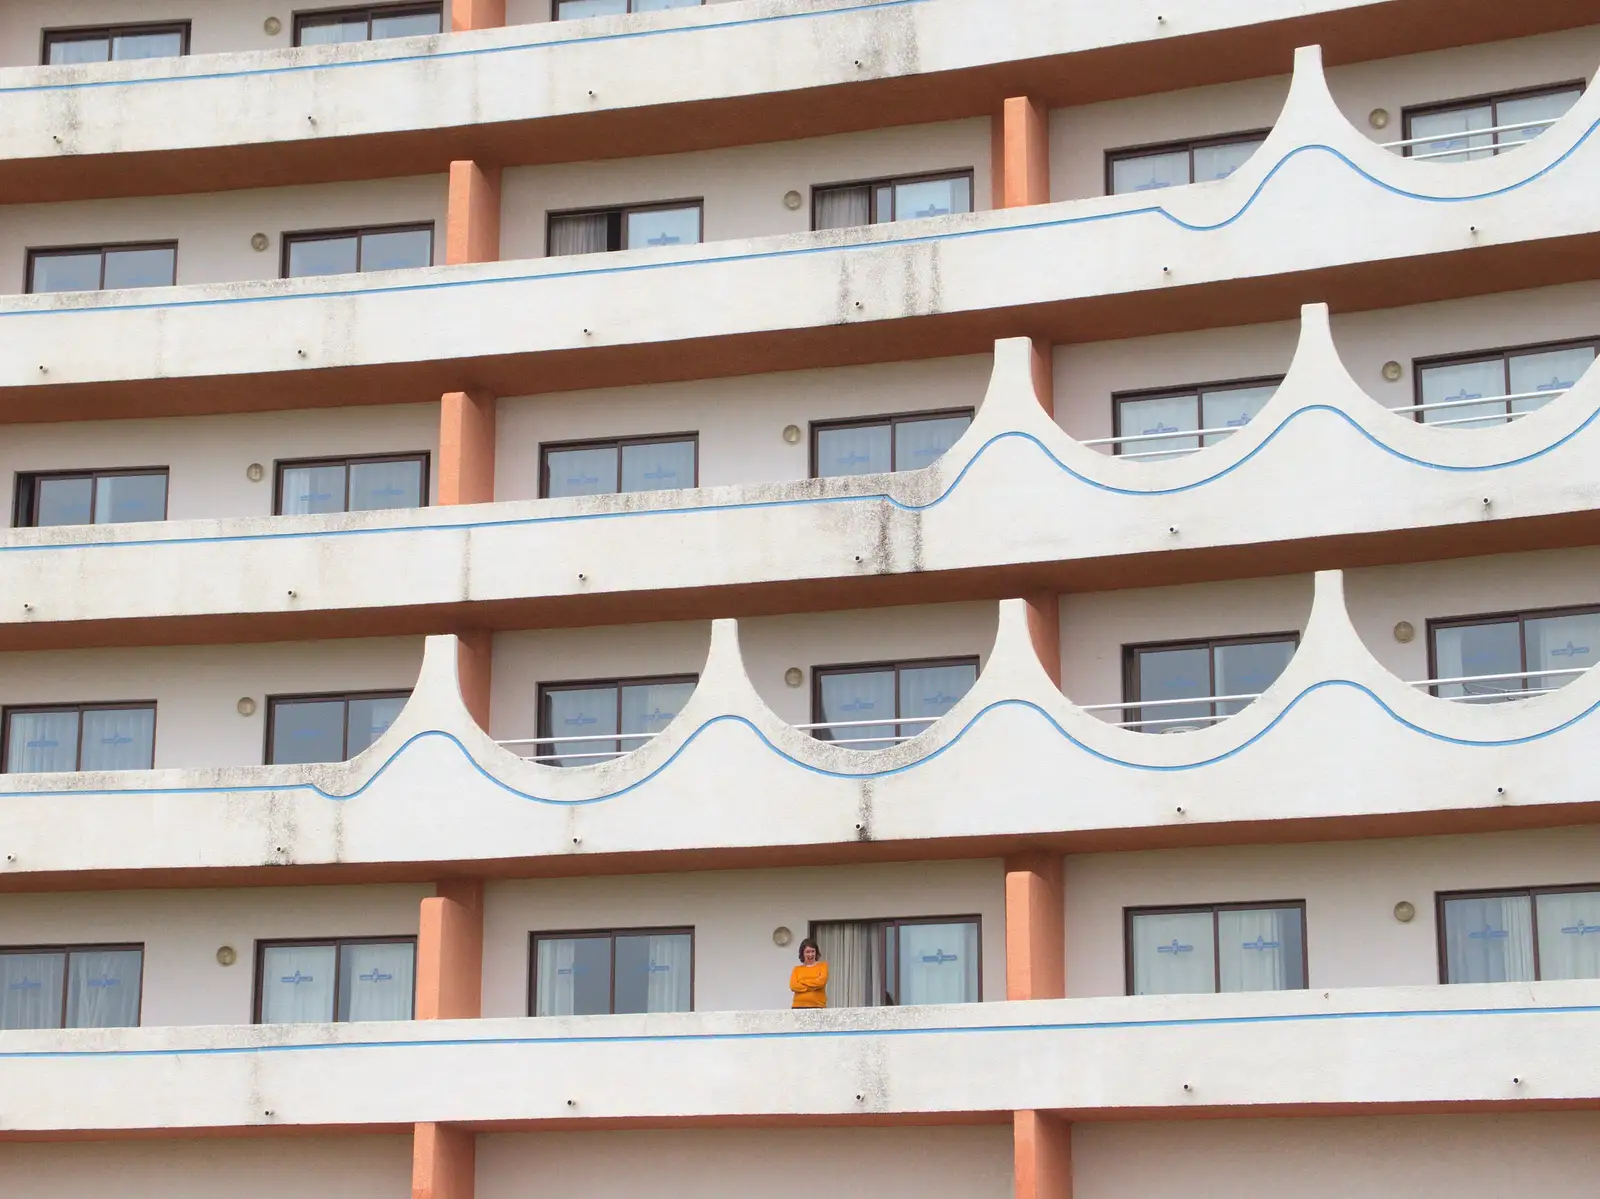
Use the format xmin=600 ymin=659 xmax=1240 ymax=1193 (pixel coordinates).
xmin=1525 ymin=611 xmax=1600 ymax=694
xmin=260 ymin=944 xmax=339 ymax=1023
xmin=1509 ymin=345 xmax=1594 ymax=415
xmin=613 ymin=932 xmax=692 ymax=1013
xmin=1130 ymin=911 xmax=1215 ymax=994
xmin=893 ymin=415 xmax=971 ymax=469
xmin=35 ymin=476 xmax=96 ymax=526
xmin=47 ymin=36 xmax=112 ymax=65
xmin=545 ymin=687 xmax=618 ymax=767
xmin=79 ymin=707 xmax=155 ymax=771
xmin=1192 ymin=138 xmax=1263 ymax=181
xmin=287 ymin=236 xmax=360 ymax=278
xmin=625 ymin=205 xmax=701 ymax=249
xmin=30 ymin=252 xmax=104 ymax=293
xmin=535 ymin=935 xmax=613 ymax=1015
xmin=280 ymin=464 xmax=349 ymax=516
xmin=298 ymin=17 xmax=373 ymax=45
xmin=894 ymin=920 xmax=980 ymax=1005
xmin=102 ymin=246 xmax=176 ymax=289
xmin=1199 ymin=383 xmax=1277 ymax=445
xmin=270 ymin=699 xmax=347 ymax=765
xmin=95 ymin=473 xmax=168 ymax=524
xmin=0 ymin=952 xmax=68 ymax=1029
xmin=1111 ymin=149 xmax=1189 ymax=194
xmin=1442 ymin=894 xmax=1534 ymax=983
xmin=346 ymin=695 xmax=407 ymax=757
xmin=349 ymin=459 xmax=424 ymax=511
xmin=1134 ymin=645 xmax=1212 ymax=731
xmin=66 ymin=948 xmax=143 ymax=1028
xmin=338 ymin=941 xmax=415 ymax=1021
xmin=892 ymin=176 xmax=972 ymax=221
xmin=1418 ymin=357 xmax=1506 ymax=429
xmin=359 ymin=227 xmax=433 ymax=271
xmin=1534 ymin=890 xmax=1600 ymax=981
xmin=114 ymin=29 xmax=185 ymax=59
xmin=619 ymin=439 xmax=695 ymax=491
xmin=816 ymin=424 xmax=892 ymax=477
xmin=817 ymin=670 xmax=897 ymax=750
xmin=1119 ymin=393 xmax=1199 ymax=460
xmin=618 ymin=680 xmax=694 ymax=753
xmin=545 ymin=446 xmax=620 ymax=498
xmin=1217 ymin=907 xmax=1303 ymax=992
xmin=1432 ymin=620 xmax=1521 ymax=700
xmin=1212 ymin=640 xmax=1296 ymax=717
xmin=370 ymin=11 xmax=443 ymax=39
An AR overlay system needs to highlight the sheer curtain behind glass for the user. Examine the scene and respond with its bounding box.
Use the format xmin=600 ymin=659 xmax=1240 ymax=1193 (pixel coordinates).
xmin=1217 ymin=908 xmax=1303 ymax=992
xmin=1134 ymin=646 xmax=1212 ymax=733
xmin=1131 ymin=911 xmax=1215 ymax=994
xmin=549 ymin=213 xmax=611 ymax=256
xmin=813 ymin=920 xmax=883 ymax=1008
xmin=535 ymin=936 xmax=611 ymax=1015
xmin=1509 ymin=345 xmax=1594 ymax=416
xmin=897 ymin=663 xmax=977 ymax=740
xmin=897 ymin=921 xmax=979 ymax=1005
xmin=349 ymin=459 xmax=424 ymax=511
xmin=817 ymin=670 xmax=896 ymax=750
xmin=5 ymin=710 xmax=79 ymax=772
xmin=280 ymin=464 xmax=348 ymax=515
xmin=339 ymin=942 xmax=415 ymax=1021
xmin=1112 ymin=150 xmax=1188 ymax=194
xmin=1432 ymin=621 xmax=1522 ymax=701
xmin=620 ymin=440 xmax=695 ymax=492
xmin=1524 ymin=611 xmax=1600 ymax=695
xmin=1442 ymin=894 xmax=1535 ymax=983
xmin=619 ymin=680 xmax=695 ymax=753
xmin=815 ymin=185 xmax=871 ymax=231
xmin=1535 ymin=891 xmax=1600 ymax=981
xmin=66 ymin=949 xmax=143 ymax=1028
xmin=1200 ymin=384 xmax=1278 ymax=446
xmin=1409 ymin=105 xmax=1495 ymax=163
xmin=1212 ymin=641 xmax=1295 ymax=719
xmin=347 ymin=695 xmax=408 ymax=758
xmin=546 ymin=687 xmax=619 ymax=765
xmin=259 ymin=944 xmax=338 ymax=1023
xmin=894 ymin=416 xmax=971 ymax=470
xmin=1118 ymin=394 xmax=1199 ymax=460
xmin=79 ymin=708 xmax=155 ymax=771
xmin=815 ymin=424 xmax=891 ymax=477
xmin=1419 ymin=358 xmax=1506 ymax=429
xmin=0 ymin=951 xmax=66 ymax=1029
xmin=614 ymin=932 xmax=692 ymax=1013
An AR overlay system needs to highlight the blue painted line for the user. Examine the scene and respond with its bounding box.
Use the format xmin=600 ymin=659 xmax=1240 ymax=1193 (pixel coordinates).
xmin=2 ymin=680 xmax=1595 ymax=807
xmin=0 ymin=0 xmax=931 ymax=94
xmin=3 ymin=1000 xmax=1595 ymax=1061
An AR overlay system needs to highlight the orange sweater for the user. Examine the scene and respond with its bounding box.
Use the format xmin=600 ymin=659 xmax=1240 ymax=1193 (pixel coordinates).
xmin=789 ymin=962 xmax=829 ymax=1008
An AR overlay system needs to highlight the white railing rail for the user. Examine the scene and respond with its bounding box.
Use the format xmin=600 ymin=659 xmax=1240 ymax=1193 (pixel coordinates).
xmin=495 ymin=715 xmax=947 ymax=761
xmin=1380 ymin=118 xmax=1560 ymax=160
xmin=795 ymin=715 xmax=940 ymax=747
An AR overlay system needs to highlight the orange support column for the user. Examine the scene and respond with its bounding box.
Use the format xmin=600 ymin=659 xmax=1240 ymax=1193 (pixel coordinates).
xmin=413 ymin=1121 xmax=475 ymax=1199
xmin=446 ymin=160 xmax=502 ymax=266
xmin=1004 ymin=852 xmax=1064 ymax=1001
xmin=455 ymin=629 xmax=494 ymax=733
xmin=416 ymin=879 xmax=484 ymax=1020
xmin=1014 ymin=1110 xmax=1073 ymax=1199
xmin=993 ymin=96 xmax=1052 ymax=209
xmin=450 ymin=0 xmax=506 ymax=32
xmin=1028 ymin=336 xmax=1055 ymax=419
xmin=1024 ymin=592 xmax=1061 ymax=688
xmin=438 ymin=390 xmax=496 ymax=506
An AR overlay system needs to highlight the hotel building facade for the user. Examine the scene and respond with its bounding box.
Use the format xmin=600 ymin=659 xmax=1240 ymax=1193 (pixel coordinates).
xmin=2 ymin=1 xmax=1599 ymax=1194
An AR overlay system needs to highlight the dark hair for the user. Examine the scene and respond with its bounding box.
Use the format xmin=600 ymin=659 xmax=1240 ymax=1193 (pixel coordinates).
xmin=797 ymin=937 xmax=820 ymax=962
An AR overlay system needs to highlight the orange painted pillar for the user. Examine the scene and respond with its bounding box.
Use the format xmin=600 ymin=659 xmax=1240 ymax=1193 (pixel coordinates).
xmin=413 ymin=1121 xmax=475 ymax=1199
xmin=446 ymin=161 xmax=502 ymax=267
xmin=993 ymin=96 xmax=1052 ymax=209
xmin=455 ymin=629 xmax=494 ymax=734
xmin=416 ymin=879 xmax=484 ymax=1020
xmin=1004 ymin=852 xmax=1064 ymax=1001
xmin=1014 ymin=1110 xmax=1073 ymax=1199
xmin=1028 ymin=336 xmax=1055 ymax=419
xmin=438 ymin=390 xmax=497 ymax=506
xmin=451 ymin=0 xmax=506 ymax=32
xmin=1024 ymin=593 xmax=1061 ymax=689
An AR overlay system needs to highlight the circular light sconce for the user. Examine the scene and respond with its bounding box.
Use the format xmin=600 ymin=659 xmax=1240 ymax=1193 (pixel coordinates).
xmin=216 ymin=945 xmax=238 ymax=966
xmin=782 ymin=190 xmax=803 ymax=211
xmin=250 ymin=232 xmax=270 ymax=252
xmin=784 ymin=667 xmax=804 ymax=688
xmin=263 ymin=16 xmax=283 ymax=35
xmin=1368 ymin=107 xmax=1390 ymax=130
xmin=1393 ymin=621 xmax=1415 ymax=644
xmin=1393 ymin=901 xmax=1416 ymax=923
xmin=782 ymin=424 xmax=802 ymax=445
xmin=246 ymin=462 xmax=265 ymax=482
xmin=772 ymin=926 xmax=793 ymax=947
xmin=1381 ymin=360 xmax=1404 ymax=382
xmin=237 ymin=697 xmax=258 ymax=717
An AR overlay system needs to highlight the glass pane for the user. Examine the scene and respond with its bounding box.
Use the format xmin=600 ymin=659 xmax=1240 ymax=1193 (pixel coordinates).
xmin=620 ymin=439 xmax=696 ymax=492
xmin=66 ymin=948 xmax=142 ymax=1028
xmin=280 ymin=464 xmax=348 ymax=516
xmin=1199 ymin=383 xmax=1278 ymax=446
xmin=298 ymin=16 xmax=371 ymax=45
xmin=349 ymin=459 xmax=424 ymax=511
xmin=1534 ymin=890 xmax=1600 ymax=981
xmin=112 ymin=30 xmax=185 ymax=60
xmin=346 ymin=695 xmax=407 ymax=758
xmin=1419 ymin=358 xmax=1507 ymax=429
xmin=815 ymin=185 xmax=871 ymax=231
xmin=94 ymin=473 xmax=167 ymax=524
xmin=270 ymin=699 xmax=348 ymax=765
xmin=614 ymin=932 xmax=692 ymax=1014
xmin=1130 ymin=911 xmax=1215 ymax=995
xmin=1212 ymin=639 xmax=1295 ymax=717
xmin=635 ymin=0 xmax=702 ymax=9
xmin=79 ymin=707 xmax=155 ymax=771
xmin=1496 ymin=89 xmax=1581 ymax=148
xmin=1432 ymin=620 xmax=1522 ymax=701
xmin=557 ymin=0 xmax=629 ymax=16
xmin=893 ymin=415 xmax=971 ymax=470
xmin=1217 ymin=907 xmax=1303 ymax=992
xmin=815 ymin=423 xmax=892 ymax=477
xmin=371 ymin=11 xmax=442 ymax=39
xmin=287 ymin=235 xmax=360 ymax=278
xmin=1409 ymin=104 xmax=1495 ymax=162
xmin=619 ymin=680 xmax=695 ymax=753
xmin=545 ymin=446 xmax=620 ymax=498
xmin=1442 ymin=894 xmax=1534 ymax=983
xmin=339 ymin=942 xmax=415 ymax=1021
xmin=1193 ymin=138 xmax=1263 ymax=182
xmin=1111 ymin=150 xmax=1189 ymax=194
xmin=1508 ymin=345 xmax=1594 ymax=414
xmin=625 ymin=206 xmax=700 ymax=249
xmin=359 ymin=227 xmax=432 ymax=272
xmin=0 ymin=951 xmax=66 ymax=1029
xmin=1524 ymin=611 xmax=1600 ymax=694
xmin=6 ymin=710 xmax=80 ymax=773
xmin=545 ymin=686 xmax=619 ymax=766
xmin=898 ymin=662 xmax=977 ymax=740
xmin=1117 ymin=394 xmax=1199 ymax=460
xmin=896 ymin=921 xmax=979 ymax=1005
xmin=892 ymin=176 xmax=972 ymax=221
xmin=47 ymin=36 xmax=111 ymax=65
xmin=102 ymin=247 xmax=175 ymax=289
xmin=34 ymin=476 xmax=95 ymax=526
xmin=817 ymin=669 xmax=896 ymax=750
xmin=30 ymin=252 xmax=102 ymax=293
xmin=1133 ymin=646 xmax=1212 ymax=733
xmin=259 ymin=944 xmax=338 ymax=1023
xmin=535 ymin=936 xmax=612 ymax=1016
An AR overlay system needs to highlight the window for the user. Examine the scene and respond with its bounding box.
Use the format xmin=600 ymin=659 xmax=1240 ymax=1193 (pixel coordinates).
xmin=1127 ymin=903 xmax=1306 ymax=995
xmin=1413 ymin=338 xmax=1595 ymax=429
xmin=537 ymin=676 xmax=697 ymax=766
xmin=266 ymin=692 xmax=410 ymax=765
xmin=812 ymin=171 xmax=975 ymax=231
xmin=14 ymin=469 xmax=168 ymax=528
xmin=555 ymin=0 xmax=701 ymax=17
xmin=1111 ymin=377 xmax=1283 ymax=460
xmin=26 ymin=243 xmax=177 ymax=294
xmin=1440 ymin=886 xmax=1600 ymax=983
xmin=274 ymin=454 xmax=429 ymax=515
xmin=811 ymin=916 xmax=981 ymax=1007
xmin=42 ymin=23 xmax=189 ymax=64
xmin=1403 ymin=83 xmax=1583 ymax=163
xmin=811 ymin=409 xmax=974 ymax=478
xmin=1124 ymin=634 xmax=1298 ymax=733
xmin=3 ymin=704 xmax=156 ymax=773
xmin=530 ymin=928 xmax=693 ymax=1015
xmin=294 ymin=3 xmax=442 ymax=45
xmin=1429 ymin=605 xmax=1598 ymax=702
xmin=541 ymin=435 xmax=697 ymax=499
xmin=1107 ymin=131 xmax=1268 ymax=195
xmin=0 ymin=945 xmax=143 ymax=1030
xmin=812 ymin=657 xmax=979 ymax=750
xmin=547 ymin=201 xmax=702 ymax=256
xmin=282 ymin=224 xmax=435 ymax=278
xmin=255 ymin=938 xmax=415 ymax=1023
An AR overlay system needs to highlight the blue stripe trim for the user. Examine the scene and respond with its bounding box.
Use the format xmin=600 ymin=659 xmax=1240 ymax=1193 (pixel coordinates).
xmin=2 ymin=1000 xmax=1594 ymax=1061
xmin=0 ymin=0 xmax=931 ymax=95
xmin=2 ymin=679 xmax=1594 ymax=806
xmin=4 ymin=116 xmax=1596 ymax=323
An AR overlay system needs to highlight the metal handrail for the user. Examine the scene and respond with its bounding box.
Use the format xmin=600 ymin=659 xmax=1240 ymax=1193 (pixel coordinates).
xmin=1380 ymin=118 xmax=1559 ymax=152
xmin=1388 ymin=388 xmax=1568 ymax=416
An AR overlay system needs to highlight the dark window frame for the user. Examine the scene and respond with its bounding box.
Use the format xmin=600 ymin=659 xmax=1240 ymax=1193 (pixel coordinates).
xmin=806 ymin=913 xmax=985 ymax=1005
xmin=538 ymin=432 xmax=700 ymax=499
xmin=807 ymin=408 xmax=976 ymax=478
xmin=545 ymin=199 xmax=705 ymax=255
xmin=279 ymin=222 xmax=436 ymax=278
xmin=291 ymin=3 xmax=443 ymax=46
xmin=40 ymin=21 xmax=191 ymax=65
xmin=1122 ymin=632 xmax=1300 ymax=731
xmin=2 ymin=701 xmax=158 ymax=773
xmin=1123 ymin=900 xmax=1309 ymax=996
xmin=536 ymin=674 xmax=700 ymax=761
xmin=810 ymin=168 xmax=977 ymax=230
xmin=1435 ymin=884 xmax=1600 ymax=984
xmin=1401 ymin=80 xmax=1587 ymax=158
xmin=1109 ymin=375 xmax=1286 ymax=455
xmin=25 ymin=241 xmax=179 ymax=294
xmin=1425 ymin=603 xmax=1600 ymax=697
xmin=0 ymin=942 xmax=145 ymax=1029
xmin=553 ymin=0 xmax=705 ymax=16
xmin=1104 ymin=129 xmax=1272 ymax=196
xmin=271 ymin=452 xmax=431 ymax=515
xmin=263 ymin=689 xmax=412 ymax=765
xmin=13 ymin=467 xmax=170 ymax=528
xmin=1410 ymin=336 xmax=1599 ymax=424
xmin=526 ymin=925 xmax=697 ymax=1016
xmin=809 ymin=655 xmax=981 ymax=740
xmin=252 ymin=935 xmax=418 ymax=1023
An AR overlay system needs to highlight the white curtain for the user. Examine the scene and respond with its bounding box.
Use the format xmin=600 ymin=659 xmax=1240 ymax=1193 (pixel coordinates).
xmin=1432 ymin=621 xmax=1523 ymax=701
xmin=893 ymin=415 xmax=971 ymax=471
xmin=897 ymin=921 xmax=980 ymax=1005
xmin=1116 ymin=393 xmax=1199 ymax=460
xmin=66 ymin=948 xmax=142 ymax=1028
xmin=897 ymin=663 xmax=977 ymax=740
xmin=279 ymin=463 xmax=347 ymax=516
xmin=1535 ymin=891 xmax=1600 ymax=981
xmin=1442 ymin=895 xmax=1535 ymax=983
xmin=259 ymin=944 xmax=338 ymax=1024
xmin=340 ymin=942 xmax=415 ymax=1022
xmin=5 ymin=710 xmax=79 ymax=773
xmin=644 ymin=934 xmax=693 ymax=1013
xmin=536 ymin=938 xmax=579 ymax=1016
xmin=814 ymin=185 xmax=871 ymax=231
xmin=813 ymin=920 xmax=882 ymax=1008
xmin=1509 ymin=345 xmax=1594 ymax=415
xmin=545 ymin=686 xmax=619 ymax=766
xmin=619 ymin=680 xmax=696 ymax=753
xmin=1408 ymin=104 xmax=1495 ymax=162
xmin=1524 ymin=611 xmax=1599 ymax=694
xmin=549 ymin=213 xmax=611 ymax=256
xmin=619 ymin=439 xmax=696 ymax=493
xmin=816 ymin=670 xmax=896 ymax=750
xmin=0 ymin=951 xmax=66 ymax=1030
xmin=348 ymin=459 xmax=424 ymax=512
xmin=1419 ymin=358 xmax=1506 ymax=428
xmin=79 ymin=708 xmax=155 ymax=771
xmin=814 ymin=423 xmax=891 ymax=478
xmin=1218 ymin=908 xmax=1298 ymax=993
xmin=1130 ymin=911 xmax=1215 ymax=995
xmin=1199 ymin=383 xmax=1277 ymax=446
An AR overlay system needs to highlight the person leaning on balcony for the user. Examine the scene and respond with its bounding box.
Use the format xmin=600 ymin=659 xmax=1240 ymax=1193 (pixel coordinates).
xmin=790 ymin=938 xmax=829 ymax=1009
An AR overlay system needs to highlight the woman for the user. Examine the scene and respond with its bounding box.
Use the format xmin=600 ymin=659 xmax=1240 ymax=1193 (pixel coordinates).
xmin=789 ymin=937 xmax=828 ymax=1009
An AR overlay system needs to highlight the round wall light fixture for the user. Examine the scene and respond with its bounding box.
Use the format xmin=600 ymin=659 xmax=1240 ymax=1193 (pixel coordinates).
xmin=782 ymin=190 xmax=803 ymax=211
xmin=263 ymin=16 xmax=283 ymax=35
xmin=784 ymin=667 xmax=804 ymax=688
xmin=772 ymin=926 xmax=793 ymax=947
xmin=216 ymin=945 xmax=238 ymax=966
xmin=1368 ymin=107 xmax=1390 ymax=130
xmin=782 ymin=424 xmax=802 ymax=445
xmin=1381 ymin=360 xmax=1404 ymax=382
xmin=250 ymin=232 xmax=270 ymax=252
xmin=246 ymin=462 xmax=265 ymax=482
xmin=1393 ymin=901 xmax=1416 ymax=923
xmin=1393 ymin=621 xmax=1415 ymax=644
xmin=237 ymin=697 xmax=258 ymax=717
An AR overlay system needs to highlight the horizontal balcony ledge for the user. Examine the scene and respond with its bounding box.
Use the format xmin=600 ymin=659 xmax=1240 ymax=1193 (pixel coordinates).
xmin=0 ymin=0 xmax=1584 ymax=203
xmin=2 ymin=984 xmax=1595 ymax=1134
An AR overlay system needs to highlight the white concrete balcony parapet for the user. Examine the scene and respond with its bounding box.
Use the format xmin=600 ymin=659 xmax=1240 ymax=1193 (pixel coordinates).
xmin=2 ymin=570 xmax=1598 ymax=881
xmin=2 ymin=983 xmax=1596 ymax=1133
